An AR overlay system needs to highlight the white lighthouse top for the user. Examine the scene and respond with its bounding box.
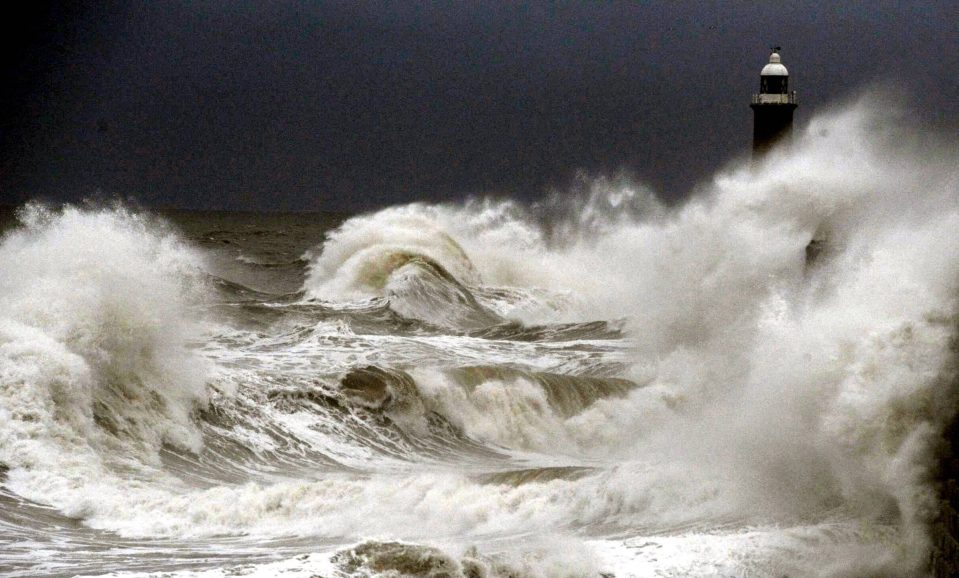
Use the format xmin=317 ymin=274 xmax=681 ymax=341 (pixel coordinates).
xmin=761 ymin=51 xmax=789 ymax=76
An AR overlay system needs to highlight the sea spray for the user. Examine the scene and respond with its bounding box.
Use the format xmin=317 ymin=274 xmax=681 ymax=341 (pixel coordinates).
xmin=299 ymin=92 xmax=959 ymax=573
xmin=0 ymin=94 xmax=957 ymax=576
xmin=0 ymin=204 xmax=213 ymax=517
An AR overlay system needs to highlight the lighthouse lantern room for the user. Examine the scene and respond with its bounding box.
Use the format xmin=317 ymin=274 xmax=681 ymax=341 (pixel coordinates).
xmin=750 ymin=47 xmax=798 ymax=157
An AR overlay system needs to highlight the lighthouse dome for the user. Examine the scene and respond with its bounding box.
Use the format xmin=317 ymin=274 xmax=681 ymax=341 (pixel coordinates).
xmin=761 ymin=52 xmax=788 ymax=76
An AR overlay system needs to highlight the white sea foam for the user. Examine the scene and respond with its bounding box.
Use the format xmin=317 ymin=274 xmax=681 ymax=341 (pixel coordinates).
xmin=297 ymin=92 xmax=959 ymax=573
xmin=1 ymin=93 xmax=957 ymax=577
xmin=0 ymin=204 xmax=213 ymax=517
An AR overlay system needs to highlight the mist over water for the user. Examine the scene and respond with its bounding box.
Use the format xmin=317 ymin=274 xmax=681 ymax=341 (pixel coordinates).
xmin=1 ymin=95 xmax=958 ymax=577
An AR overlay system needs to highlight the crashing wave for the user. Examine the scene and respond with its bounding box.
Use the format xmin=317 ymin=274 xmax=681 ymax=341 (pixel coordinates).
xmin=2 ymin=94 xmax=959 ymax=576
xmin=0 ymin=204 xmax=212 ymax=520
xmin=384 ymin=255 xmax=503 ymax=330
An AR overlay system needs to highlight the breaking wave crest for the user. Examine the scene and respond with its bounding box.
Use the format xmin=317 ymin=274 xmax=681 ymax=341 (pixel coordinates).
xmin=2 ymin=93 xmax=959 ymax=577
xmin=301 ymin=202 xmax=582 ymax=326
xmin=293 ymin=93 xmax=959 ymax=574
xmin=0 ymin=204 xmax=212 ymax=520
xmin=303 ymin=213 xmax=480 ymax=301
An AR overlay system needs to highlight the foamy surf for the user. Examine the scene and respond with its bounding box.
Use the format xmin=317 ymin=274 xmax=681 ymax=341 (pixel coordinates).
xmin=1 ymin=94 xmax=958 ymax=577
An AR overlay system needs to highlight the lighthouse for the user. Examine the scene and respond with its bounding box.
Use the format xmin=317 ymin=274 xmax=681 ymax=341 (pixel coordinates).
xmin=750 ymin=48 xmax=798 ymax=157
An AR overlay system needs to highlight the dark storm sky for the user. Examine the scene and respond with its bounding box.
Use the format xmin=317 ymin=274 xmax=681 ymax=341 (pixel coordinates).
xmin=1 ymin=1 xmax=957 ymax=212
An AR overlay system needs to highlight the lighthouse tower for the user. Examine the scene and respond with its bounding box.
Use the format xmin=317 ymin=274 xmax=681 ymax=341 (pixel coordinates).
xmin=750 ymin=48 xmax=797 ymax=157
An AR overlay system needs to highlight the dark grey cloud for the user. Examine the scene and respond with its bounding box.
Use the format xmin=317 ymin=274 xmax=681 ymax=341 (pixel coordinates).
xmin=1 ymin=1 xmax=957 ymax=212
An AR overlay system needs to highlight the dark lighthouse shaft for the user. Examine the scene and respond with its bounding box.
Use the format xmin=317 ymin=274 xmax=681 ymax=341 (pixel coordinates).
xmin=750 ymin=48 xmax=798 ymax=157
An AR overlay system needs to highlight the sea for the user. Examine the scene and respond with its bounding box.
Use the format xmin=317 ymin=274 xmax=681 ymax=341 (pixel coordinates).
xmin=1 ymin=98 xmax=957 ymax=577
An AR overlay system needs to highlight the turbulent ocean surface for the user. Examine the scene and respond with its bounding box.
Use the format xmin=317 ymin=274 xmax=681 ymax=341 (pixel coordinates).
xmin=2 ymin=99 xmax=959 ymax=577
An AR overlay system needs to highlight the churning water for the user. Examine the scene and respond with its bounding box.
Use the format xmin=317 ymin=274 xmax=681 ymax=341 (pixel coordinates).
xmin=2 ymin=95 xmax=958 ymax=577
